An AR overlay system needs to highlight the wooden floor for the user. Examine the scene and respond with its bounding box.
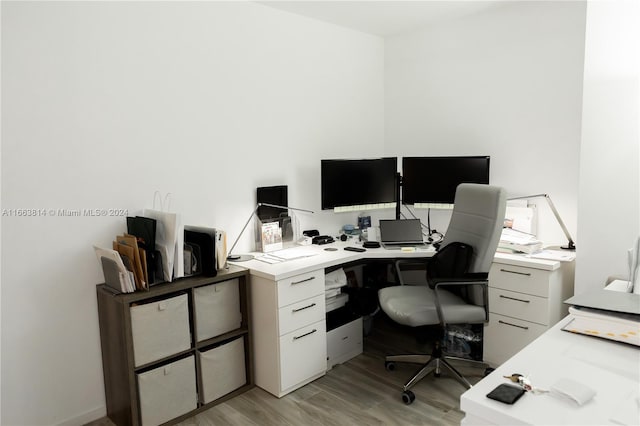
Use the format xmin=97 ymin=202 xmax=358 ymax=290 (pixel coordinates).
xmin=88 ymin=315 xmax=484 ymax=426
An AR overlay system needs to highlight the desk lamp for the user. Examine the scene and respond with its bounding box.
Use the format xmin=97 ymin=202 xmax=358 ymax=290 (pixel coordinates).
xmin=227 ymin=202 xmax=314 ymax=262
xmin=508 ymin=193 xmax=575 ymax=250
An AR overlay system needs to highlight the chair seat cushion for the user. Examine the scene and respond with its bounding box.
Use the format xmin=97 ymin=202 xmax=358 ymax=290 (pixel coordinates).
xmin=378 ymin=285 xmax=486 ymax=327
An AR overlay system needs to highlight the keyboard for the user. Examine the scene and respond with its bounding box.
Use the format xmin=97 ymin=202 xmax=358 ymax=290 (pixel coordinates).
xmin=382 ymin=242 xmax=429 ymax=249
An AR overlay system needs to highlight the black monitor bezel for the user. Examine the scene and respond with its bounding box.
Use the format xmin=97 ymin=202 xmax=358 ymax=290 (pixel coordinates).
xmin=321 ymin=157 xmax=398 ymax=210
xmin=401 ymin=156 xmax=490 ymax=204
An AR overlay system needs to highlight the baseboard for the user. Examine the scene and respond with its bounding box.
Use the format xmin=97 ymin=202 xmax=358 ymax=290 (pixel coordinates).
xmin=57 ymin=405 xmax=106 ymax=426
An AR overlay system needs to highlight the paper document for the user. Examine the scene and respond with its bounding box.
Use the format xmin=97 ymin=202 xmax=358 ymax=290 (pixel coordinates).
xmin=269 ymin=247 xmax=317 ymax=260
xmin=528 ymin=250 xmax=576 ymax=262
xmin=500 ymin=228 xmax=540 ymax=245
xmin=255 ymin=254 xmax=284 ymax=264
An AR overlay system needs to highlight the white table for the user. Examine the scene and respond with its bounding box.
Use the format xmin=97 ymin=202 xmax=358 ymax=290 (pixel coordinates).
xmin=460 ymin=315 xmax=640 ymax=425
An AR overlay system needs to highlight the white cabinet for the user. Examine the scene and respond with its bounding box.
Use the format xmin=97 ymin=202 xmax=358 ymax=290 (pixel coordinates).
xmin=484 ymin=255 xmax=575 ymax=366
xmin=327 ymin=316 xmax=363 ymax=370
xmin=249 ymin=269 xmax=327 ymax=397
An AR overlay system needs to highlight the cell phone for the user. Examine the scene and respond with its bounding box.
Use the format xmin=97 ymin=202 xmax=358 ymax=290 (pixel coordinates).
xmin=486 ymin=383 xmax=526 ymax=404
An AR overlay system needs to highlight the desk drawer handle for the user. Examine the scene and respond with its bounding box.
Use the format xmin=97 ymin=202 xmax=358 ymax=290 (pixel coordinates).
xmin=498 ymin=320 xmax=529 ymax=330
xmin=291 ymin=277 xmax=315 ymax=285
xmin=292 ymin=303 xmax=317 ymax=313
xmin=293 ymin=329 xmax=317 ymax=340
xmin=499 ymin=268 xmax=532 ymax=277
xmin=499 ymin=295 xmax=531 ymax=304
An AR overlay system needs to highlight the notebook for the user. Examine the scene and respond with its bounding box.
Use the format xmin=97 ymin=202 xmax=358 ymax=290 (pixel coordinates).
xmin=379 ymin=219 xmax=427 ymax=248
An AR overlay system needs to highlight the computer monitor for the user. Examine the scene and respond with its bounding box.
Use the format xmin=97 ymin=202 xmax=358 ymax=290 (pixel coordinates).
xmin=321 ymin=157 xmax=398 ymax=211
xmin=257 ymin=185 xmax=288 ymax=221
xmin=402 ymin=156 xmax=490 ymax=205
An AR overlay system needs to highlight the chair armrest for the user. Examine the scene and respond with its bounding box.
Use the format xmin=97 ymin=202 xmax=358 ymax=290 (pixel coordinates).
xmin=431 ymin=277 xmax=490 ymax=327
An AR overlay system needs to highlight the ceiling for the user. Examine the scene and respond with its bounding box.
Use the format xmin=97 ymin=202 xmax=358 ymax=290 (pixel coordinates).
xmin=257 ymin=1 xmax=504 ymax=37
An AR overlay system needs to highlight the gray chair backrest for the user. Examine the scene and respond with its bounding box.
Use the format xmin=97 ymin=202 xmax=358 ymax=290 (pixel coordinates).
xmin=441 ymin=183 xmax=507 ymax=274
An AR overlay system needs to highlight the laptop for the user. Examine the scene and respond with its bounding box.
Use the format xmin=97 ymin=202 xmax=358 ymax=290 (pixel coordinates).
xmin=379 ymin=219 xmax=427 ymax=249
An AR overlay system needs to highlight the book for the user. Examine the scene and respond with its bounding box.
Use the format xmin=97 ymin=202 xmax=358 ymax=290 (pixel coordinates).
xmin=563 ymin=305 xmax=640 ymax=346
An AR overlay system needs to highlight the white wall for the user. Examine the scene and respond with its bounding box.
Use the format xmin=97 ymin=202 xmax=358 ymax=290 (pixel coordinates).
xmin=0 ymin=2 xmax=384 ymax=424
xmin=384 ymin=1 xmax=587 ymax=245
xmin=575 ymin=0 xmax=640 ymax=293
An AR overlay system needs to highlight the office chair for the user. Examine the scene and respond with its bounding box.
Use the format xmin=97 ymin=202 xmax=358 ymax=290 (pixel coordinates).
xmin=378 ymin=183 xmax=506 ymax=404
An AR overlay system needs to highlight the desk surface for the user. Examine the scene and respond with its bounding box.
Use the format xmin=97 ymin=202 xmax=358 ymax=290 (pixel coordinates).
xmin=230 ymin=241 xmax=564 ymax=281
xmin=229 ymin=241 xmax=436 ymax=281
xmin=460 ymin=315 xmax=640 ymax=425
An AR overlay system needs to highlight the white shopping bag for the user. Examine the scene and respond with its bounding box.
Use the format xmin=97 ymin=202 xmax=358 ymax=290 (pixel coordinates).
xmin=143 ymin=192 xmax=184 ymax=282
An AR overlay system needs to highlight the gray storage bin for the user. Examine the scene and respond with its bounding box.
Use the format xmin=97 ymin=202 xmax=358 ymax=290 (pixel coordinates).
xmin=130 ymin=293 xmax=191 ymax=367
xmin=137 ymin=355 xmax=197 ymax=426
xmin=198 ymin=337 xmax=246 ymax=404
xmin=194 ymin=279 xmax=242 ymax=341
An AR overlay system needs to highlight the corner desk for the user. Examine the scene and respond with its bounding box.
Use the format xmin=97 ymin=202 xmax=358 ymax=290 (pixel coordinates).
xmin=230 ymin=242 xmax=575 ymax=398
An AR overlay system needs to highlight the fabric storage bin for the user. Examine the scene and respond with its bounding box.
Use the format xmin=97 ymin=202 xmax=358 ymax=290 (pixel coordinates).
xmin=194 ymin=279 xmax=242 ymax=341
xmin=198 ymin=337 xmax=247 ymax=404
xmin=130 ymin=293 xmax=191 ymax=367
xmin=137 ymin=355 xmax=197 ymax=426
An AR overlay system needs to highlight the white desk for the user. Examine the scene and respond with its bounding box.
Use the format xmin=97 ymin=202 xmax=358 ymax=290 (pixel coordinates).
xmin=230 ymin=241 xmax=436 ymax=397
xmin=236 ymin=241 xmax=436 ymax=281
xmin=231 ymin=242 xmax=574 ymax=398
xmin=460 ymin=315 xmax=640 ymax=425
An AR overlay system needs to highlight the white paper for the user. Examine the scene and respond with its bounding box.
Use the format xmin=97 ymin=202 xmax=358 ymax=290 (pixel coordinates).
xmin=528 ymin=250 xmax=576 ymax=262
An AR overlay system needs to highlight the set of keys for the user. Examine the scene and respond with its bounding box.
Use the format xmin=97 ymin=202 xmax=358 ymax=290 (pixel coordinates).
xmin=503 ymin=373 xmax=549 ymax=394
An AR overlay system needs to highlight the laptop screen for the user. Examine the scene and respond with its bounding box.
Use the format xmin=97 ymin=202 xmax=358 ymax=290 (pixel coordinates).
xmin=379 ymin=219 xmax=424 ymax=243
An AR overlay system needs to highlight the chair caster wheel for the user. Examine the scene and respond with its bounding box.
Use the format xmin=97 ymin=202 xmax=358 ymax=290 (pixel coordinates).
xmin=484 ymin=368 xmax=495 ymax=377
xmin=402 ymin=390 xmax=415 ymax=405
xmin=385 ymin=361 xmax=396 ymax=371
xmin=434 ymin=372 xmax=441 ymax=377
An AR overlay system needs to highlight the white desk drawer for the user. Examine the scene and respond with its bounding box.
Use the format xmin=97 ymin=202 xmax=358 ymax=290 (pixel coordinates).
xmin=490 ymin=263 xmax=551 ymax=297
xmin=278 ymin=294 xmax=325 ymax=336
xmin=279 ymin=320 xmax=326 ymax=392
xmin=484 ymin=314 xmax=547 ymax=366
xmin=489 ymin=288 xmax=549 ymax=325
xmin=277 ymin=270 xmax=324 ymax=307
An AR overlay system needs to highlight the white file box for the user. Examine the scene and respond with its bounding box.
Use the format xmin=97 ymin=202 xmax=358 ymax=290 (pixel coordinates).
xmin=194 ymin=279 xmax=242 ymax=341
xmin=130 ymin=293 xmax=191 ymax=367
xmin=137 ymin=355 xmax=197 ymax=426
xmin=198 ymin=337 xmax=247 ymax=404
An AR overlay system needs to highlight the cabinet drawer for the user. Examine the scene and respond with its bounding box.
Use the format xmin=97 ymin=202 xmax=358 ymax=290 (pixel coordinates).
xmin=484 ymin=314 xmax=547 ymax=366
xmin=198 ymin=337 xmax=247 ymax=404
xmin=194 ymin=279 xmax=242 ymax=341
xmin=489 ymin=288 xmax=549 ymax=325
xmin=277 ymin=270 xmax=324 ymax=307
xmin=279 ymin=320 xmax=326 ymax=392
xmin=490 ymin=263 xmax=551 ymax=297
xmin=137 ymin=355 xmax=197 ymax=426
xmin=279 ymin=294 xmax=325 ymax=336
xmin=130 ymin=293 xmax=191 ymax=367
xmin=327 ymin=317 xmax=363 ymax=369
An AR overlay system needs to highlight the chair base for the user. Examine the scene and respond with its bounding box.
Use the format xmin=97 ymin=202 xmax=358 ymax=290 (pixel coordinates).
xmin=384 ymin=342 xmax=490 ymax=402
